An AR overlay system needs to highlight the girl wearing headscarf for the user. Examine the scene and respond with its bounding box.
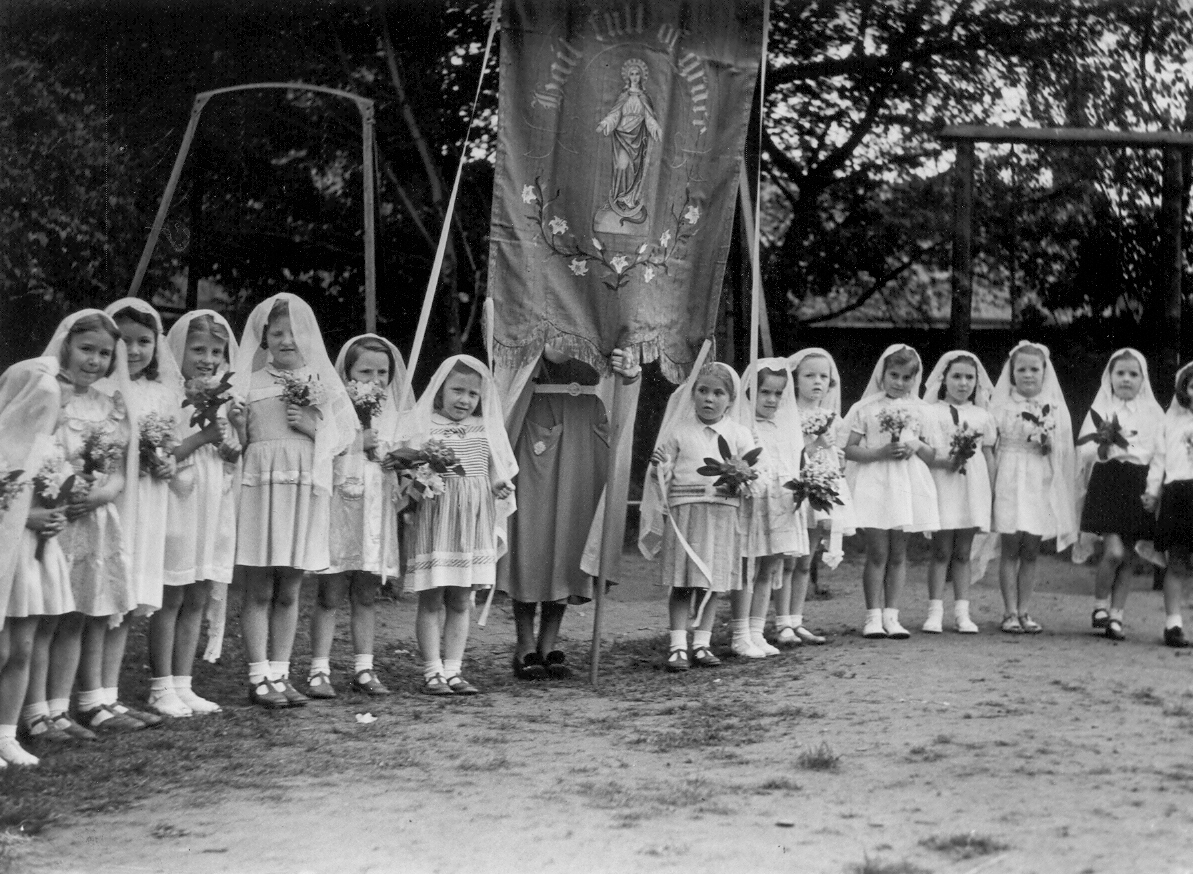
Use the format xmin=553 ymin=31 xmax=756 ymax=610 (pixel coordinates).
xmin=921 ymin=351 xmax=997 ymax=634
xmin=230 ymin=293 xmax=355 ymax=709
xmin=307 ymin=334 xmax=407 ymax=699
xmin=990 ymin=341 xmax=1077 ymax=634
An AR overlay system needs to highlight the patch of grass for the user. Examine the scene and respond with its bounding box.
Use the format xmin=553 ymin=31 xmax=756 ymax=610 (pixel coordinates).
xmin=797 ymin=741 xmax=841 ymax=771
xmin=907 ymin=745 xmax=944 ymax=762
xmin=932 ymin=734 xmax=952 ymax=745
xmin=1132 ymin=687 xmax=1163 ymax=706
xmin=1163 ymin=701 xmax=1192 ymax=718
xmin=921 ymin=832 xmax=1009 ymax=860
xmin=757 ymin=777 xmax=802 ymax=793
xmin=150 ymin=822 xmax=190 ymax=839
xmin=848 ymin=855 xmax=931 ymax=874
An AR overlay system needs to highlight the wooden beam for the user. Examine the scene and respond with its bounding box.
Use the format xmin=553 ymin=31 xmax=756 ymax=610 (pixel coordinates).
xmin=940 ymin=125 xmax=1193 ymax=149
xmin=949 ymin=140 xmax=975 ymax=350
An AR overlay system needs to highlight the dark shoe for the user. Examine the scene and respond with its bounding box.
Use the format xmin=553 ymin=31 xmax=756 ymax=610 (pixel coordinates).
xmin=665 ymin=648 xmax=689 ymax=673
xmin=1164 ymin=626 xmax=1192 ymax=648
xmin=20 ymin=715 xmax=73 ymax=744
xmin=80 ymin=705 xmax=145 ymax=733
xmin=49 ymin=714 xmax=98 ymax=741
xmin=278 ymin=678 xmax=309 ymax=707
xmin=351 ymin=670 xmax=392 ymax=696
xmin=248 ymin=678 xmax=290 ymax=709
xmin=420 ymin=674 xmax=453 ymax=696
xmin=543 ymin=651 xmax=573 ymax=679
xmin=446 ymin=675 xmax=479 ymax=695
xmin=1105 ymin=619 xmax=1126 ymax=641
xmin=691 ymin=645 xmax=722 ymax=667
xmin=113 ymin=702 xmax=162 ymax=728
xmin=512 ymin=651 xmax=548 ymax=680
xmin=1091 ymin=608 xmax=1110 ymax=630
xmin=306 ymin=671 xmax=337 ymax=699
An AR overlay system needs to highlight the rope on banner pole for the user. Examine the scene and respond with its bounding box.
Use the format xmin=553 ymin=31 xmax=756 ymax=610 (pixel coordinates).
xmin=399 ymin=0 xmax=502 ymax=409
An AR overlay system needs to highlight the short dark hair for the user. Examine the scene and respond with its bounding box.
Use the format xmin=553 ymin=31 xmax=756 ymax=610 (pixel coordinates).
xmin=1175 ymin=365 xmax=1193 ymax=410
xmin=61 ymin=314 xmax=121 ymax=377
xmin=937 ymin=354 xmax=979 ymax=402
xmin=344 ymin=337 xmax=396 ymax=386
xmin=111 ymin=306 xmax=160 ymax=381
xmin=1008 ymin=344 xmax=1046 ymax=387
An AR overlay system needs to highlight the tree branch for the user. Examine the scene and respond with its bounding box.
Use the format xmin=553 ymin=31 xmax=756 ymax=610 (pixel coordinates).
xmin=797 ymin=242 xmax=940 ymax=326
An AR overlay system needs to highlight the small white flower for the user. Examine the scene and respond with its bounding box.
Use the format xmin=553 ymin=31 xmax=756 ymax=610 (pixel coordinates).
xmin=659 ymin=230 xmax=672 ymax=248
xmin=643 ymin=266 xmax=656 ymax=283
xmin=610 ymin=255 xmax=630 ymax=274
xmin=521 ymin=185 xmax=537 ymax=204
xmin=548 ymin=216 xmax=568 ymax=235
xmin=569 ymin=258 xmax=589 ymax=276
xmin=532 ymin=440 xmax=547 ymax=456
xmin=683 ymin=204 xmax=701 ymax=224
xmin=591 ymin=237 xmax=603 ymax=251
xmin=637 ymin=242 xmax=648 ymax=254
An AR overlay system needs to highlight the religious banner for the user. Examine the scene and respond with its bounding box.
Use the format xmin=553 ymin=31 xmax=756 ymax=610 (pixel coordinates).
xmin=488 ymin=0 xmax=765 ymax=384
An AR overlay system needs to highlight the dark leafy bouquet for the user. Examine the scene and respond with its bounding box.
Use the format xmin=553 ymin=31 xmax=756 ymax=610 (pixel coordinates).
xmin=696 ymin=434 xmax=761 ymax=497
xmin=80 ymin=426 xmax=123 ymax=478
xmin=1076 ymin=409 xmax=1135 ymax=461
xmin=0 ymin=464 xmax=25 ymax=514
xmin=947 ymin=405 xmax=982 ymax=475
xmin=32 ymin=439 xmax=79 ymax=561
xmin=138 ymin=412 xmax=177 ymax=478
xmin=1020 ymin=403 xmax=1056 ymax=455
xmin=181 ymin=372 xmax=235 ymax=430
xmin=785 ymin=449 xmax=844 ymax=513
xmin=385 ymin=439 xmax=466 ymax=502
xmin=274 ymin=370 xmax=325 ymax=418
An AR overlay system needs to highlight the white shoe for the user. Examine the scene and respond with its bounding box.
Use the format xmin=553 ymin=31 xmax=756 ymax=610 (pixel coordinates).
xmin=862 ymin=615 xmax=886 ymax=639
xmin=731 ymin=637 xmax=766 ymax=658
xmin=176 ymin=687 xmax=222 ymax=714
xmin=884 ymin=617 xmax=911 ymax=639
xmin=922 ymin=613 xmax=944 ymax=634
xmin=793 ymin=625 xmax=826 ymax=645
xmin=0 ymin=738 xmax=39 ymax=767
xmin=776 ymin=626 xmax=799 ymax=646
xmin=752 ymin=632 xmax=781 ymax=656
xmin=955 ymin=616 xmax=980 ymax=634
xmin=148 ymin=689 xmax=194 ymax=718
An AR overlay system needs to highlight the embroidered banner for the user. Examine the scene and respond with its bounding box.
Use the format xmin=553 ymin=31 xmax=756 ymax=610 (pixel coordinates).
xmin=487 ymin=0 xmax=764 ymax=383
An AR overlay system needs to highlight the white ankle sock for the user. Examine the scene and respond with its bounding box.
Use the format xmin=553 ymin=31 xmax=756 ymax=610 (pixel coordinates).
xmin=443 ymin=659 xmax=462 ymax=678
xmin=791 ymin=614 xmax=804 ymax=628
xmin=1094 ymin=598 xmax=1110 ymax=611
xmin=954 ymin=600 xmax=970 ymax=618
xmin=269 ymin=660 xmax=290 ymax=680
xmin=0 ymin=725 xmax=16 ymax=741
xmin=691 ymin=630 xmax=712 ymax=648
xmin=669 ymin=630 xmax=688 ymax=650
xmin=776 ymin=614 xmax=793 ymax=629
xmin=150 ymin=676 xmax=174 ymax=694
xmin=1167 ymin=614 xmax=1183 ymax=630
xmin=309 ymin=657 xmax=331 ymax=677
xmin=926 ymin=599 xmax=944 ymax=616
xmin=175 ymin=676 xmax=192 ymax=691
xmin=730 ymin=618 xmax=750 ymax=643
xmin=866 ymin=608 xmax=882 ymax=625
xmin=882 ymin=608 xmax=900 ymax=624
xmin=354 ymin=654 xmax=374 ymax=673
xmin=47 ymin=698 xmax=69 ymax=717
xmin=104 ymin=687 xmax=120 ymax=706
xmin=1109 ymin=608 xmax=1124 ymax=623
xmin=423 ymin=659 xmax=444 ymax=680
xmin=248 ymin=661 xmax=271 ymax=684
xmin=749 ymin=617 xmax=766 ymax=635
xmin=22 ymin=702 xmax=48 ymax=729
xmin=77 ymin=689 xmax=105 ymax=712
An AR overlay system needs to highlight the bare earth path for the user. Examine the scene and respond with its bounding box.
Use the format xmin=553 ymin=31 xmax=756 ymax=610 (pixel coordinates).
xmin=18 ymin=553 xmax=1193 ymax=874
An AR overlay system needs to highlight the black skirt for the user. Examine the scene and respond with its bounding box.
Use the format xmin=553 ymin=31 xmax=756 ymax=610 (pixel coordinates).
xmin=1156 ymin=479 xmax=1193 ymax=552
xmin=1081 ymin=460 xmax=1155 ymax=539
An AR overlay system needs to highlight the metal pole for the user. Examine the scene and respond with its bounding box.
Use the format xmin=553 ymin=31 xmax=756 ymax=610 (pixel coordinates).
xmin=949 ymin=140 xmax=975 ymax=349
xmin=361 ymin=101 xmax=377 ymax=333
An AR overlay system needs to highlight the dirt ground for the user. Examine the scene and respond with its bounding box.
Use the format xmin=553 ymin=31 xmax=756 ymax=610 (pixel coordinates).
xmin=12 ymin=548 xmax=1193 ymax=874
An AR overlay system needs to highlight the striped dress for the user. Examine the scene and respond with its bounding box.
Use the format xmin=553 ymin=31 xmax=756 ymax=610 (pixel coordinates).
xmin=403 ymin=415 xmax=496 ymax=591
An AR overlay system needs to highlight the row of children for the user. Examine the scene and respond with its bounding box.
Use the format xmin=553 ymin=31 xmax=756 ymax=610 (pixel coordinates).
xmin=643 ymin=340 xmax=1193 ymax=674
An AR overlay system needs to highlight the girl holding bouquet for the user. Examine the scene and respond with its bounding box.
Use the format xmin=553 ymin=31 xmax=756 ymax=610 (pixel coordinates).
xmin=843 ymin=345 xmax=939 ymax=639
xmin=990 ymin=342 xmax=1077 ymax=634
xmin=640 ymin=359 xmax=755 ymax=672
xmin=921 ymin=351 xmax=997 ymax=634
xmin=774 ymin=348 xmax=853 ymax=646
xmin=307 ymin=335 xmax=407 ymax=699
xmin=393 ymin=356 xmax=516 ymax=696
xmin=732 ymin=359 xmax=807 ymax=658
xmin=231 ymin=294 xmax=355 ymax=708
xmin=152 ymin=310 xmax=242 ymax=716
xmin=0 ymin=358 xmax=66 ymax=765
xmin=26 ymin=311 xmax=136 ymax=739
xmin=1076 ymin=349 xmax=1163 ymax=641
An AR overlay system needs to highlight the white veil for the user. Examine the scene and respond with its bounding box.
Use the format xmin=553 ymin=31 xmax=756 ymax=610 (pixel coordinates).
xmin=736 ymin=357 xmax=803 ymax=481
xmin=231 ymin=293 xmax=356 ymax=496
xmin=166 ymin=309 xmax=241 ymax=385
xmin=843 ymin=344 xmax=927 ymax=496
xmin=787 ymin=347 xmax=843 ymax=416
xmin=333 ymin=333 xmax=412 ymax=448
xmin=922 ymin=350 xmax=995 ymax=410
xmin=104 ymin=298 xmax=184 ymax=405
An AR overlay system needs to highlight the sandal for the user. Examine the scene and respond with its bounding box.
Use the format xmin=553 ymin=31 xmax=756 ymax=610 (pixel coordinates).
xmin=446 ymin=675 xmax=479 ymax=695
xmin=1091 ymin=607 xmax=1110 ymax=630
xmin=512 ymin=652 xmax=548 ymax=680
xmin=691 ymin=646 xmax=722 ymax=667
xmin=665 ymin=648 xmax=689 ymax=673
xmin=1018 ymin=614 xmax=1043 ymax=634
xmin=775 ymin=626 xmax=800 ymax=646
xmin=543 ymin=650 xmax=573 ymax=680
xmin=793 ymin=626 xmax=826 ymax=645
xmin=421 ymin=674 xmax=453 ymax=696
xmin=1105 ymin=619 xmax=1126 ymax=641
xmin=1001 ymin=614 xmax=1024 ymax=634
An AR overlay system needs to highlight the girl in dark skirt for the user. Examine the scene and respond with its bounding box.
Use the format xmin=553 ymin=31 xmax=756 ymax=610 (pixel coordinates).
xmin=1143 ymin=362 xmax=1193 ymax=648
xmin=1076 ymin=349 xmax=1164 ymax=642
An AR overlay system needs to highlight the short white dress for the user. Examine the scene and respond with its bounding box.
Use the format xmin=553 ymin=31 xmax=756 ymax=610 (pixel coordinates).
xmin=164 ymin=411 xmax=237 ymax=586
xmin=844 ymin=396 xmax=939 ymax=532
xmin=323 ymin=433 xmax=400 ymax=577
xmin=993 ymin=397 xmax=1058 ymax=537
xmin=741 ymin=417 xmax=809 ymax=558
xmin=6 ymin=438 xmax=75 ymax=619
xmin=927 ymin=402 xmax=995 ymax=531
xmin=124 ymin=377 xmax=179 ymax=611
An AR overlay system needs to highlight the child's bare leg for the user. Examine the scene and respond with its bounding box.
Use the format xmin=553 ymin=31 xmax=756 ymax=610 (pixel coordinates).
xmin=0 ymin=618 xmax=37 ymax=729
xmin=928 ymin=531 xmax=953 ymax=602
xmin=951 ymin=530 xmax=976 ymax=602
xmin=536 ymin=601 xmax=567 ymax=655
xmin=174 ymin=581 xmax=210 ymax=679
xmin=1094 ymin=533 xmax=1122 ymax=603
xmin=999 ymin=533 xmax=1022 ymax=618
xmin=416 ymin=589 xmax=445 ymax=674
xmin=1103 ymin=535 xmax=1130 ymax=613
xmin=748 ymin=557 xmax=780 ymax=654
xmin=792 ymin=527 xmax=825 ymax=620
xmin=241 ymin=566 xmax=276 ymax=668
xmin=309 ymin=573 xmax=347 ymax=667
xmin=24 ymin=616 xmax=58 ymax=710
xmin=512 ymin=600 xmax=538 ymax=660
xmin=772 ymin=556 xmax=795 ymax=621
xmin=100 ymin=615 xmax=130 ymax=694
xmin=149 ymin=587 xmax=183 ymax=678
xmin=862 ymin=529 xmax=889 ymax=610
xmin=884 ymin=530 xmax=908 ymax=608
xmin=1163 ymin=548 xmax=1190 ymax=646
xmin=729 ymin=573 xmax=761 ymax=656
xmin=667 ymin=588 xmax=691 ymax=633
xmin=266 ymin=569 xmax=303 ymax=667
xmin=1016 ymin=534 xmax=1043 ymax=629
xmin=441 ymin=587 xmax=474 ymax=689
xmin=348 ymin=572 xmax=379 ymax=660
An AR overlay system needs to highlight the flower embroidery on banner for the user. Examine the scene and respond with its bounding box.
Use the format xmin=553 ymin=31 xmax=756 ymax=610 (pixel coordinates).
xmin=609 ymin=255 xmax=629 ymax=274
xmin=568 ymin=259 xmax=589 ymax=276
xmin=548 ymin=216 xmax=568 ymax=235
xmin=683 ymin=204 xmax=701 ymax=225
xmin=521 ymin=185 xmax=537 ymax=204
xmin=532 ymin=440 xmax=547 ymax=456
xmin=659 ymin=230 xmax=672 ymax=248
xmin=643 ymin=266 xmax=656 ymax=283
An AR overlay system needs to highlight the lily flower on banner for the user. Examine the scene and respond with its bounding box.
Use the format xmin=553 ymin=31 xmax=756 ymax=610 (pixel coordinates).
xmin=683 ymin=204 xmax=701 ymax=224
xmin=521 ymin=185 xmax=537 ymax=204
xmin=548 ymin=216 xmax=568 ymax=235
xmin=609 ymin=255 xmax=629 ymax=274
xmin=659 ymin=230 xmax=672 ymax=247
xmin=569 ymin=259 xmax=589 ymax=276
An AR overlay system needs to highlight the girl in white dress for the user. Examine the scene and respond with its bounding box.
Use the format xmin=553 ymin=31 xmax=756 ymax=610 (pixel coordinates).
xmin=150 ymin=310 xmax=242 ymax=717
xmin=641 ymin=359 xmax=755 ymax=672
xmin=307 ymin=335 xmax=406 ymax=699
xmin=230 ymin=294 xmax=355 ymax=708
xmin=1075 ymin=349 xmax=1164 ymax=641
xmin=773 ymin=348 xmax=854 ymax=646
xmin=921 ymin=351 xmax=997 ymax=634
xmin=732 ymin=359 xmax=807 ymax=658
xmin=0 ymin=358 xmax=65 ymax=766
xmin=393 ymin=356 xmax=516 ymax=696
xmin=990 ymin=341 xmax=1077 ymax=634
xmin=843 ymin=344 xmax=939 ymax=639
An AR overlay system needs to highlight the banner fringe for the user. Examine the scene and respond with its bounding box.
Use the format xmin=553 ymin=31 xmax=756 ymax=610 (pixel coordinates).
xmin=493 ymin=332 xmax=705 ymax=385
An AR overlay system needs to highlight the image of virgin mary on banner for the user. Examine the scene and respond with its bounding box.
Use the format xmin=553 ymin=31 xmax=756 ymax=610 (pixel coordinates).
xmin=487 ymin=0 xmax=765 ymax=388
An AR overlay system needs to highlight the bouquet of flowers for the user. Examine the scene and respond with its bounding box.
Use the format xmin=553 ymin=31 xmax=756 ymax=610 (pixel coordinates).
xmin=32 ymin=439 xmax=79 ymax=561
xmin=385 ymin=439 xmax=465 ymax=503
xmin=1020 ymin=403 xmax=1056 ymax=455
xmin=181 ymin=372 xmax=235 ymax=430
xmin=138 ymin=412 xmax=177 ymax=478
xmin=695 ymin=435 xmax=762 ymax=497
xmin=877 ymin=402 xmax=916 ymax=443
xmin=0 ymin=464 xmax=26 ymax=513
xmin=346 ymin=380 xmax=386 ymax=460
xmin=275 ymin=370 xmax=325 ymax=417
xmin=785 ymin=449 xmax=844 ymax=514
xmin=947 ymin=406 xmax=982 ymax=475
xmin=800 ymin=408 xmax=836 ymax=440
xmin=80 ymin=426 xmax=124 ymax=478
xmin=1076 ymin=409 xmax=1135 ymax=461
